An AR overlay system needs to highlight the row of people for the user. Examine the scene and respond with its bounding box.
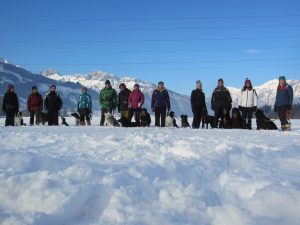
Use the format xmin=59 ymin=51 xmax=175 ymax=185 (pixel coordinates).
xmin=1 ymin=76 xmax=293 ymax=130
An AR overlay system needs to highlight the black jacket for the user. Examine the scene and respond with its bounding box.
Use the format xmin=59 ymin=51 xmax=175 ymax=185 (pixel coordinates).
xmin=44 ymin=91 xmax=63 ymax=111
xmin=211 ymin=86 xmax=232 ymax=110
xmin=2 ymin=92 xmax=19 ymax=112
xmin=191 ymin=89 xmax=206 ymax=112
xmin=118 ymin=88 xmax=131 ymax=111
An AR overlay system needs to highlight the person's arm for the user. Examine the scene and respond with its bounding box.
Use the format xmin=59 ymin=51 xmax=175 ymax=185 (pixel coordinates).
xmin=57 ymin=94 xmax=63 ymax=110
xmin=27 ymin=94 xmax=31 ymax=111
xmin=253 ymin=90 xmax=258 ymax=107
xmin=39 ymin=94 xmax=43 ymax=111
xmin=203 ymin=93 xmax=207 ymax=111
xmin=2 ymin=94 xmax=6 ymax=112
xmin=288 ymin=85 xmax=294 ymax=107
xmin=165 ymin=90 xmax=171 ymax=110
xmin=211 ymin=91 xmax=215 ymax=111
xmin=151 ymin=91 xmax=156 ymax=109
xmin=113 ymin=90 xmax=118 ymax=109
xmin=139 ymin=92 xmax=145 ymax=108
xmin=190 ymin=91 xmax=195 ymax=112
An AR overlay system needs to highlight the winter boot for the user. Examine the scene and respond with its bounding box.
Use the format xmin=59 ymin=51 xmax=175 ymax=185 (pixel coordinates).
xmin=86 ymin=120 xmax=91 ymax=126
xmin=80 ymin=121 xmax=86 ymax=126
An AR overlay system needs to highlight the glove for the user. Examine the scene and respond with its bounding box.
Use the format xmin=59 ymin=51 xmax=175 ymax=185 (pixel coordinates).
xmin=274 ymin=106 xmax=278 ymax=113
xmin=253 ymin=106 xmax=257 ymax=112
xmin=192 ymin=107 xmax=196 ymax=114
xmin=167 ymin=107 xmax=171 ymax=112
xmin=211 ymin=105 xmax=215 ymax=111
xmin=238 ymin=106 xmax=242 ymax=111
xmin=228 ymin=105 xmax=232 ymax=111
xmin=287 ymin=105 xmax=292 ymax=110
xmin=151 ymin=107 xmax=155 ymax=112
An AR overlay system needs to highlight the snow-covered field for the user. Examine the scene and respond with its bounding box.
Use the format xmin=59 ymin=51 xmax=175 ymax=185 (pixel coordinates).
xmin=0 ymin=117 xmax=300 ymax=225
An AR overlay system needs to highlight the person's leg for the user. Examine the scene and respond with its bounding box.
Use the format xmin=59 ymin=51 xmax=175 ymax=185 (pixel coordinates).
xmin=53 ymin=111 xmax=59 ymax=126
xmin=194 ymin=110 xmax=202 ymax=129
xmin=246 ymin=108 xmax=253 ymax=130
xmin=79 ymin=110 xmax=86 ymax=125
xmin=100 ymin=109 xmax=106 ymax=126
xmin=213 ymin=107 xmax=221 ymax=128
xmin=128 ymin=109 xmax=134 ymax=122
xmin=30 ymin=111 xmax=35 ymax=125
xmin=241 ymin=108 xmax=247 ymax=129
xmin=135 ymin=109 xmax=141 ymax=126
xmin=161 ymin=108 xmax=167 ymax=127
xmin=5 ymin=110 xmax=14 ymax=126
xmin=278 ymin=106 xmax=289 ymax=131
xmin=155 ymin=107 xmax=161 ymax=127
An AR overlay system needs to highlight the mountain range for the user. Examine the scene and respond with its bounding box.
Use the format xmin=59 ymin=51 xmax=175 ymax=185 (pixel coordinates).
xmin=1 ymin=59 xmax=299 ymax=116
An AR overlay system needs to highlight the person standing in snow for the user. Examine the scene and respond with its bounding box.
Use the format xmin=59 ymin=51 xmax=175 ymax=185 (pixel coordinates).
xmin=77 ymin=87 xmax=92 ymax=125
xmin=44 ymin=84 xmax=63 ymax=126
xmin=2 ymin=84 xmax=19 ymax=126
xmin=128 ymin=84 xmax=145 ymax=126
xmin=99 ymin=80 xmax=117 ymax=126
xmin=238 ymin=78 xmax=258 ymax=129
xmin=151 ymin=81 xmax=171 ymax=127
xmin=274 ymin=76 xmax=293 ymax=131
xmin=211 ymin=78 xmax=232 ymax=128
xmin=118 ymin=83 xmax=131 ymax=119
xmin=191 ymin=80 xmax=207 ymax=129
xmin=27 ymin=86 xmax=43 ymax=126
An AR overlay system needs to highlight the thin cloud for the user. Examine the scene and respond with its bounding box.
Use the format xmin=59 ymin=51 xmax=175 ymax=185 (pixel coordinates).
xmin=244 ymin=49 xmax=260 ymax=54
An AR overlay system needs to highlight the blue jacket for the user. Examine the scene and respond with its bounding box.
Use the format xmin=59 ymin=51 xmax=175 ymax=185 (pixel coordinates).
xmin=78 ymin=93 xmax=92 ymax=111
xmin=275 ymin=85 xmax=293 ymax=107
xmin=151 ymin=88 xmax=171 ymax=109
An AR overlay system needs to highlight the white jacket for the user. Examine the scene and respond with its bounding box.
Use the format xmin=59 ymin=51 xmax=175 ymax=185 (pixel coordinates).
xmin=238 ymin=89 xmax=258 ymax=108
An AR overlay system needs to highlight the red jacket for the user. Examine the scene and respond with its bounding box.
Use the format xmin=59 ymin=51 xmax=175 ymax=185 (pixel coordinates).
xmin=27 ymin=92 xmax=43 ymax=112
xmin=128 ymin=90 xmax=144 ymax=109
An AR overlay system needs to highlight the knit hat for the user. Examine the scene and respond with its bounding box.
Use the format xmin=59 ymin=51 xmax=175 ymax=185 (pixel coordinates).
xmin=7 ymin=84 xmax=14 ymax=91
xmin=218 ymin=78 xmax=224 ymax=83
xmin=245 ymin=78 xmax=252 ymax=85
xmin=32 ymin=86 xmax=37 ymax=90
xmin=158 ymin=81 xmax=164 ymax=86
xmin=119 ymin=83 xmax=126 ymax=89
xmin=50 ymin=84 xmax=56 ymax=89
xmin=279 ymin=76 xmax=286 ymax=81
xmin=196 ymin=80 xmax=202 ymax=85
xmin=105 ymin=80 xmax=111 ymax=85
xmin=82 ymin=86 xmax=87 ymax=91
xmin=134 ymin=83 xmax=139 ymax=88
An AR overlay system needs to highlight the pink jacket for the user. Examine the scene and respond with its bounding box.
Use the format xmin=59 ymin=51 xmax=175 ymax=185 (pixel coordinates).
xmin=128 ymin=90 xmax=144 ymax=109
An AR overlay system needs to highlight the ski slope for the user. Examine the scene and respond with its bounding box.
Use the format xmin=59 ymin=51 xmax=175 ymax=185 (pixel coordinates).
xmin=0 ymin=118 xmax=300 ymax=225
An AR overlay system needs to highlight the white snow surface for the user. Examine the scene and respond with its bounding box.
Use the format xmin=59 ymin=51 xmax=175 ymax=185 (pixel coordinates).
xmin=0 ymin=118 xmax=300 ymax=225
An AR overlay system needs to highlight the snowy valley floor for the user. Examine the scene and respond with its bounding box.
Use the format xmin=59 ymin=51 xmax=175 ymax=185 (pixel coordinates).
xmin=0 ymin=118 xmax=300 ymax=225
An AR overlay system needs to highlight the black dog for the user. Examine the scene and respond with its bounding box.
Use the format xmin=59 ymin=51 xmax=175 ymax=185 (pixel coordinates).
xmin=181 ymin=114 xmax=191 ymax=128
xmin=231 ymin=107 xmax=243 ymax=129
xmin=219 ymin=107 xmax=231 ymax=129
xmin=201 ymin=110 xmax=214 ymax=129
xmin=140 ymin=108 xmax=151 ymax=127
xmin=166 ymin=111 xmax=179 ymax=128
xmin=71 ymin=112 xmax=80 ymax=126
xmin=36 ymin=111 xmax=48 ymax=125
xmin=61 ymin=117 xmax=69 ymax=126
xmin=255 ymin=109 xmax=278 ymax=130
xmin=118 ymin=117 xmax=138 ymax=127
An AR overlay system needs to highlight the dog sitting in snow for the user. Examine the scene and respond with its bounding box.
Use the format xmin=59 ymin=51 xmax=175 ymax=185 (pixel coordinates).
xmin=181 ymin=114 xmax=190 ymax=128
xmin=71 ymin=112 xmax=80 ymax=126
xmin=165 ymin=111 xmax=178 ymax=128
xmin=201 ymin=109 xmax=214 ymax=129
xmin=219 ymin=107 xmax=231 ymax=129
xmin=255 ymin=109 xmax=278 ymax=130
xmin=140 ymin=108 xmax=151 ymax=127
xmin=14 ymin=111 xmax=26 ymax=126
xmin=118 ymin=116 xmax=138 ymax=127
xmin=231 ymin=107 xmax=243 ymax=129
xmin=36 ymin=111 xmax=48 ymax=125
xmin=104 ymin=112 xmax=120 ymax=127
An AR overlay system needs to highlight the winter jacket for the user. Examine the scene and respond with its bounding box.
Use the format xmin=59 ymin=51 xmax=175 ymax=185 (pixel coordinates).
xmin=151 ymin=88 xmax=170 ymax=109
xmin=27 ymin=92 xmax=43 ymax=112
xmin=238 ymin=89 xmax=258 ymax=108
xmin=191 ymin=89 xmax=207 ymax=112
xmin=44 ymin=91 xmax=63 ymax=111
xmin=211 ymin=86 xmax=232 ymax=110
xmin=2 ymin=92 xmax=19 ymax=112
xmin=99 ymin=87 xmax=117 ymax=110
xmin=118 ymin=88 xmax=131 ymax=111
xmin=128 ymin=90 xmax=145 ymax=109
xmin=275 ymin=85 xmax=293 ymax=107
xmin=78 ymin=93 xmax=92 ymax=111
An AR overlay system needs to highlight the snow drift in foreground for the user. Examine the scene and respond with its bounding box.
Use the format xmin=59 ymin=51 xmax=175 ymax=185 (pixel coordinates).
xmin=0 ymin=119 xmax=300 ymax=225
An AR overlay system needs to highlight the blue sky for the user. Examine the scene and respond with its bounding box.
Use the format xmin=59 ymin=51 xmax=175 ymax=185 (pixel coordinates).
xmin=0 ymin=0 xmax=299 ymax=95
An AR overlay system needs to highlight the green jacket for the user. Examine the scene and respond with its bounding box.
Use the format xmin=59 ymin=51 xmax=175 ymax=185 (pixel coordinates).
xmin=99 ymin=87 xmax=117 ymax=110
